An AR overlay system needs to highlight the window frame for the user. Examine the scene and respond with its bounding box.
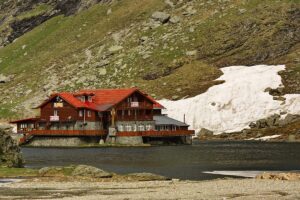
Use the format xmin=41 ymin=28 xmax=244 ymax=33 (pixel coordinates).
xmin=79 ymin=110 xmax=83 ymax=117
xmin=87 ymin=110 xmax=92 ymax=117
xmin=54 ymin=110 xmax=58 ymax=116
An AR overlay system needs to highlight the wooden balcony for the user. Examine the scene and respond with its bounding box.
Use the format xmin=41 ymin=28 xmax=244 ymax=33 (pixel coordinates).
xmin=118 ymin=102 xmax=153 ymax=109
xmin=116 ymin=130 xmax=195 ymax=137
xmin=29 ymin=129 xmax=108 ymax=136
xmin=116 ymin=115 xmax=153 ymax=121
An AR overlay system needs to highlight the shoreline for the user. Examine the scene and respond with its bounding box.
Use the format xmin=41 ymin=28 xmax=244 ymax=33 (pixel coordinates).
xmin=1 ymin=165 xmax=299 ymax=199
xmin=19 ymin=139 xmax=300 ymax=148
xmin=1 ymin=177 xmax=300 ymax=199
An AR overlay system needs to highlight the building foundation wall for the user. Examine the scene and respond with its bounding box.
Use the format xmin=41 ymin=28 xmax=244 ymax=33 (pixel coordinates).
xmin=116 ymin=136 xmax=144 ymax=145
xmin=27 ymin=136 xmax=100 ymax=147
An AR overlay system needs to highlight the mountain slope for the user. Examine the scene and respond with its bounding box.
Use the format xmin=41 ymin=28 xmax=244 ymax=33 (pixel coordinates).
xmin=0 ymin=0 xmax=299 ymax=119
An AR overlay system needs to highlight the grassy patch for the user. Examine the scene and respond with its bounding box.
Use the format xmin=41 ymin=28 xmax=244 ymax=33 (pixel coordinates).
xmin=0 ymin=167 xmax=38 ymax=178
xmin=16 ymin=4 xmax=53 ymax=21
xmin=0 ymin=0 xmax=299 ymax=119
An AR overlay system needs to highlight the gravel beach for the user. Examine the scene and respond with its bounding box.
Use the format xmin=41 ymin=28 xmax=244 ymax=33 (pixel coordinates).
xmin=1 ymin=178 xmax=300 ymax=199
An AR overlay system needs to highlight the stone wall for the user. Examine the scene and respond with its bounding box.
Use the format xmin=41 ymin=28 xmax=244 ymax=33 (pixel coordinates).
xmin=28 ymin=136 xmax=100 ymax=147
xmin=115 ymin=136 xmax=144 ymax=145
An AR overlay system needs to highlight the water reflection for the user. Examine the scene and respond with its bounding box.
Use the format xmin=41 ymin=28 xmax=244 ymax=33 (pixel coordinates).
xmin=22 ymin=141 xmax=300 ymax=180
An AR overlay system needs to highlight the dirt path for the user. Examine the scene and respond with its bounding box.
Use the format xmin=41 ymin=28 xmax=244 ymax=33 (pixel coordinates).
xmin=1 ymin=178 xmax=300 ymax=199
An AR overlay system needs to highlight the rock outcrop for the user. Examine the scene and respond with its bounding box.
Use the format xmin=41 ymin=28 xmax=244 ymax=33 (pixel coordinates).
xmin=0 ymin=127 xmax=24 ymax=167
xmin=38 ymin=165 xmax=113 ymax=178
xmin=256 ymin=172 xmax=300 ymax=181
xmin=72 ymin=165 xmax=113 ymax=178
xmin=248 ymin=114 xmax=300 ymax=129
xmin=126 ymin=173 xmax=170 ymax=181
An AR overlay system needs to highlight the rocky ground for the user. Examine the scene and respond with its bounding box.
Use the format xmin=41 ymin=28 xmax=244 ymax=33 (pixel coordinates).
xmin=1 ymin=165 xmax=300 ymax=199
xmin=198 ymin=114 xmax=300 ymax=142
xmin=1 ymin=177 xmax=300 ymax=199
xmin=0 ymin=0 xmax=299 ymax=119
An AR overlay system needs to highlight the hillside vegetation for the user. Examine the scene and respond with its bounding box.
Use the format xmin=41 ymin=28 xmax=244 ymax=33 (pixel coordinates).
xmin=0 ymin=0 xmax=299 ymax=119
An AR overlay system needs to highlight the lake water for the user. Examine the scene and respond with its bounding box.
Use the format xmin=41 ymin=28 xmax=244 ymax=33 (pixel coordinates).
xmin=21 ymin=141 xmax=300 ymax=180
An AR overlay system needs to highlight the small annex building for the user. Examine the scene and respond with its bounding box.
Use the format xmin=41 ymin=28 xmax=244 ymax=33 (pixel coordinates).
xmin=11 ymin=88 xmax=194 ymax=146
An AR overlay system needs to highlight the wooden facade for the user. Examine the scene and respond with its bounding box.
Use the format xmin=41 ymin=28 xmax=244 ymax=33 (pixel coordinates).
xmin=11 ymin=88 xmax=194 ymax=144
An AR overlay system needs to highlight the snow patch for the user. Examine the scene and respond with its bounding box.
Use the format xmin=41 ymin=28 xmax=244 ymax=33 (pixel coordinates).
xmin=159 ymin=65 xmax=300 ymax=134
xmin=254 ymin=134 xmax=281 ymax=141
xmin=203 ymin=171 xmax=285 ymax=178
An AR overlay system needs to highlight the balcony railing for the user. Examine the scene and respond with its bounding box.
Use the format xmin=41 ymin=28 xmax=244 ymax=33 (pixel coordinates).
xmin=117 ymin=115 xmax=153 ymax=121
xmin=29 ymin=129 xmax=107 ymax=136
xmin=116 ymin=130 xmax=195 ymax=137
xmin=118 ymin=102 xmax=153 ymax=109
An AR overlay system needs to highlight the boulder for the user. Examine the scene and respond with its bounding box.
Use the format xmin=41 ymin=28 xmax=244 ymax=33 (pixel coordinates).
xmin=94 ymin=60 xmax=109 ymax=68
xmin=279 ymin=114 xmax=300 ymax=126
xmin=164 ymin=0 xmax=174 ymax=8
xmin=183 ymin=6 xmax=197 ymax=16
xmin=108 ymin=45 xmax=123 ymax=53
xmin=273 ymin=96 xmax=286 ymax=101
xmin=256 ymin=119 xmax=268 ymax=128
xmin=169 ymin=16 xmax=181 ymax=24
xmin=171 ymin=95 xmax=179 ymax=100
xmin=151 ymin=11 xmax=170 ymax=23
xmin=186 ymin=50 xmax=197 ymax=56
xmin=199 ymin=128 xmax=214 ymax=136
xmin=0 ymin=74 xmax=10 ymax=83
xmin=38 ymin=166 xmax=66 ymax=176
xmin=127 ymin=173 xmax=170 ymax=181
xmin=0 ymin=128 xmax=24 ymax=167
xmin=266 ymin=114 xmax=280 ymax=127
xmin=256 ymin=172 xmax=300 ymax=181
xmin=249 ymin=122 xmax=257 ymax=129
xmin=71 ymin=165 xmax=112 ymax=178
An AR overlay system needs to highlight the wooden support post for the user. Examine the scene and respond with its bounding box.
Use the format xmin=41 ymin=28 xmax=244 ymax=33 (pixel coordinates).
xmin=111 ymin=108 xmax=116 ymax=128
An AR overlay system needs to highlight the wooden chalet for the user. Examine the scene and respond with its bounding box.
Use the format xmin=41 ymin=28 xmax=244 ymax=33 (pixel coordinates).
xmin=11 ymin=88 xmax=194 ymax=145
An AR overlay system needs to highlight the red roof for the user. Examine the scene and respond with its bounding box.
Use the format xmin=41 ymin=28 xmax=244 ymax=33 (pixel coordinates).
xmin=10 ymin=117 xmax=40 ymax=123
xmin=37 ymin=88 xmax=164 ymax=111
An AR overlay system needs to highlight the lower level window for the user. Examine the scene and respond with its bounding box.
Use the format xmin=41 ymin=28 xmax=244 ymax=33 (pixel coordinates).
xmin=138 ymin=125 xmax=145 ymax=131
xmin=118 ymin=125 xmax=124 ymax=132
xmin=87 ymin=110 xmax=91 ymax=117
xmin=126 ymin=125 xmax=132 ymax=131
xmin=146 ymin=124 xmax=152 ymax=131
xmin=20 ymin=124 xmax=27 ymax=129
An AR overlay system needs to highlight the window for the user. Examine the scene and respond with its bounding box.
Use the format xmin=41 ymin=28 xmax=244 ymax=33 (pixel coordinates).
xmin=79 ymin=110 xmax=83 ymax=117
xmin=88 ymin=96 xmax=92 ymax=102
xmin=126 ymin=125 xmax=132 ymax=131
xmin=138 ymin=124 xmax=145 ymax=131
xmin=133 ymin=124 xmax=137 ymax=132
xmin=54 ymin=110 xmax=58 ymax=116
xmin=128 ymin=110 xmax=131 ymax=116
xmin=118 ymin=125 xmax=124 ymax=132
xmin=20 ymin=124 xmax=27 ymax=129
xmin=146 ymin=124 xmax=152 ymax=131
xmin=81 ymin=96 xmax=85 ymax=102
xmin=87 ymin=110 xmax=91 ymax=117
